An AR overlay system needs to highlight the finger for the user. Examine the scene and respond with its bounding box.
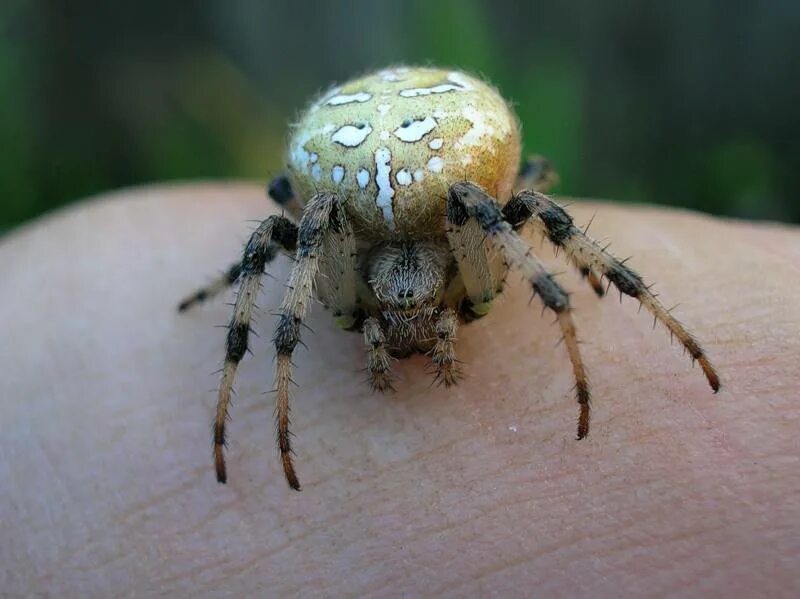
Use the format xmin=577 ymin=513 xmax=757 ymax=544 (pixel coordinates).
xmin=1 ymin=184 xmax=798 ymax=596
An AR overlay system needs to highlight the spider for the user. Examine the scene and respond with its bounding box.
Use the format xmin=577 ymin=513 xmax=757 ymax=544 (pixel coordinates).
xmin=179 ymin=66 xmax=720 ymax=490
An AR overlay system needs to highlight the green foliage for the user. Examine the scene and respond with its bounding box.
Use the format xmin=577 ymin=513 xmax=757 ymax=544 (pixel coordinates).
xmin=0 ymin=22 xmax=36 ymax=229
xmin=0 ymin=0 xmax=797 ymax=231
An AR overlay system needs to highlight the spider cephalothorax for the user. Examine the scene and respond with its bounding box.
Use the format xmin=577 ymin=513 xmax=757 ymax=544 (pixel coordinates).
xmin=179 ymin=66 xmax=720 ymax=490
xmin=366 ymin=242 xmax=449 ymax=312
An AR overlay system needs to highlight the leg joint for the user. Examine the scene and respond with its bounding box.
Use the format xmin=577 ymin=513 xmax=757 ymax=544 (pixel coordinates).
xmin=242 ymin=217 xmax=297 ymax=274
xmin=446 ymin=192 xmax=469 ymax=226
xmin=447 ymin=182 xmax=508 ymax=233
xmin=271 ymin=217 xmax=299 ymax=252
xmin=226 ymin=322 xmax=250 ymax=363
xmin=502 ymin=195 xmax=533 ymax=230
xmin=213 ymin=422 xmax=226 ymax=446
xmin=533 ymin=273 xmax=570 ymax=313
xmin=684 ymin=337 xmax=704 ymax=360
xmin=297 ymin=194 xmax=338 ymax=256
xmin=226 ymin=262 xmax=242 ymax=284
xmin=606 ymin=262 xmax=645 ymax=298
xmin=273 ymin=313 xmax=301 ymax=355
xmin=515 ymin=191 xmax=575 ymax=245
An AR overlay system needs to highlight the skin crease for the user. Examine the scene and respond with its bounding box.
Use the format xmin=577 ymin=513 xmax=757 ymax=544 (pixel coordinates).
xmin=1 ymin=183 xmax=798 ymax=597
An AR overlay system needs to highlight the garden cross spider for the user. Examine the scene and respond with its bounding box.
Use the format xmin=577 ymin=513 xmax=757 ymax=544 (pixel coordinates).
xmin=179 ymin=66 xmax=720 ymax=490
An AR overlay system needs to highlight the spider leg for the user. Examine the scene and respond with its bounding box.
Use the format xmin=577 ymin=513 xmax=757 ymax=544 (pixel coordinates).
xmin=515 ymin=154 xmax=560 ymax=193
xmin=316 ymin=196 xmax=359 ymax=330
xmin=214 ymin=215 xmax=298 ymax=484
xmin=448 ymin=182 xmax=592 ymax=439
xmin=579 ymin=265 xmax=607 ymax=298
xmin=363 ymin=317 xmax=394 ymax=391
xmin=445 ymin=200 xmax=505 ymax=320
xmin=505 ymin=190 xmax=720 ymax=392
xmin=431 ymin=308 xmax=460 ymax=387
xmin=177 ymin=171 xmax=299 ymax=313
xmin=506 ymin=186 xmax=605 ymax=298
xmin=270 ymin=192 xmax=353 ymax=490
xmin=178 ymin=256 xmax=262 ymax=312
xmin=178 ymin=261 xmax=243 ymax=312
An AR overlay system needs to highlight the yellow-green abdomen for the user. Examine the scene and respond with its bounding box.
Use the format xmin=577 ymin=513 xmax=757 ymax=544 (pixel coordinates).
xmin=286 ymin=66 xmax=521 ymax=239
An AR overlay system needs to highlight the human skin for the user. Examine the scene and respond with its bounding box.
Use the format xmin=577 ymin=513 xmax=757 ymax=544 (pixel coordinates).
xmin=1 ymin=183 xmax=798 ymax=597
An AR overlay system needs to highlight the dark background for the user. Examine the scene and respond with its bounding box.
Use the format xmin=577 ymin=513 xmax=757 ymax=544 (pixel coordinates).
xmin=2 ymin=0 xmax=798 ymax=232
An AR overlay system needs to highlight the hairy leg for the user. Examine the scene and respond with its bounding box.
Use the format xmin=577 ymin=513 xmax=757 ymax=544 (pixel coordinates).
xmin=505 ymin=190 xmax=719 ymax=391
xmin=363 ymin=317 xmax=393 ymax=391
xmin=316 ymin=196 xmax=359 ymax=330
xmin=178 ymin=259 xmax=246 ymax=312
xmin=449 ymin=182 xmax=592 ymax=438
xmin=515 ymin=155 xmax=559 ymax=193
xmin=431 ymin=308 xmax=460 ymax=387
xmin=271 ymin=193 xmax=348 ymax=490
xmin=214 ymin=216 xmax=298 ymax=484
xmin=506 ymin=190 xmax=605 ymax=298
xmin=446 ymin=202 xmax=500 ymax=320
xmin=177 ymin=174 xmax=299 ymax=311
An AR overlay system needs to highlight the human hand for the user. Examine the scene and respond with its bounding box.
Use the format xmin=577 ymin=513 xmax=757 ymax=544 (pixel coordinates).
xmin=2 ymin=183 xmax=797 ymax=596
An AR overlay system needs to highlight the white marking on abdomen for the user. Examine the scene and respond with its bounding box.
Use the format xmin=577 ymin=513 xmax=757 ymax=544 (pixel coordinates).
xmin=399 ymin=73 xmax=471 ymax=98
xmin=374 ymin=148 xmax=395 ymax=227
xmin=331 ymin=165 xmax=345 ymax=184
xmin=380 ymin=71 xmax=403 ymax=82
xmin=377 ymin=103 xmax=392 ymax=115
xmin=396 ymin=169 xmax=412 ymax=186
xmin=427 ymin=156 xmax=444 ymax=173
xmin=459 ymin=104 xmax=495 ymax=148
xmin=327 ymin=92 xmax=371 ymax=106
xmin=332 ymin=124 xmax=373 ymax=147
xmin=413 ymin=169 xmax=425 ymax=182
xmin=429 ymin=138 xmax=443 ymax=150
xmin=446 ymin=72 xmax=475 ymax=90
xmin=289 ymin=128 xmax=318 ymax=173
xmin=393 ymin=116 xmax=437 ymax=142
xmin=311 ymin=86 xmax=341 ymax=111
xmin=400 ymin=83 xmax=462 ymax=98
xmin=357 ymin=168 xmax=370 ymax=189
xmin=311 ymin=164 xmax=322 ymax=180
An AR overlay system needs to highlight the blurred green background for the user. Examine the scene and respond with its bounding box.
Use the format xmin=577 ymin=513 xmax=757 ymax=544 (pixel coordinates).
xmin=2 ymin=0 xmax=798 ymax=232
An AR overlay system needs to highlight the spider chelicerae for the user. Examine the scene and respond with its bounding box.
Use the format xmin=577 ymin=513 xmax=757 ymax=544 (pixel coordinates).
xmin=179 ymin=66 xmax=720 ymax=490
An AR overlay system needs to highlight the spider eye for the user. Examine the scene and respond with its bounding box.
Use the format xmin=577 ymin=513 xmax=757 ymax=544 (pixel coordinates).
xmin=401 ymin=119 xmax=412 ymax=128
xmin=355 ymin=122 xmax=366 ymax=129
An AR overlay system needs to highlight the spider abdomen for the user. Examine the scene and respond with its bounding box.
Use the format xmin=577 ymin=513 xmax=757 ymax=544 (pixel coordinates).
xmin=286 ymin=66 xmax=521 ymax=239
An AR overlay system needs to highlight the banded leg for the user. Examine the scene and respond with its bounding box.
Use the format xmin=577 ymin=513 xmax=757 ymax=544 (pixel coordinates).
xmin=431 ymin=308 xmax=460 ymax=387
xmin=448 ymin=182 xmax=592 ymax=438
xmin=516 ymin=155 xmax=560 ymax=193
xmin=177 ymin=173 xmax=298 ymax=312
xmin=507 ymin=190 xmax=720 ymax=392
xmin=446 ymin=199 xmax=504 ymax=320
xmin=272 ymin=193 xmax=351 ymax=490
xmin=316 ymin=194 xmax=359 ymax=330
xmin=214 ymin=216 xmax=298 ymax=484
xmin=578 ymin=265 xmax=606 ymax=298
xmin=363 ymin=317 xmax=393 ymax=391
xmin=178 ymin=259 xmax=251 ymax=312
xmin=505 ymin=190 xmax=605 ymax=298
